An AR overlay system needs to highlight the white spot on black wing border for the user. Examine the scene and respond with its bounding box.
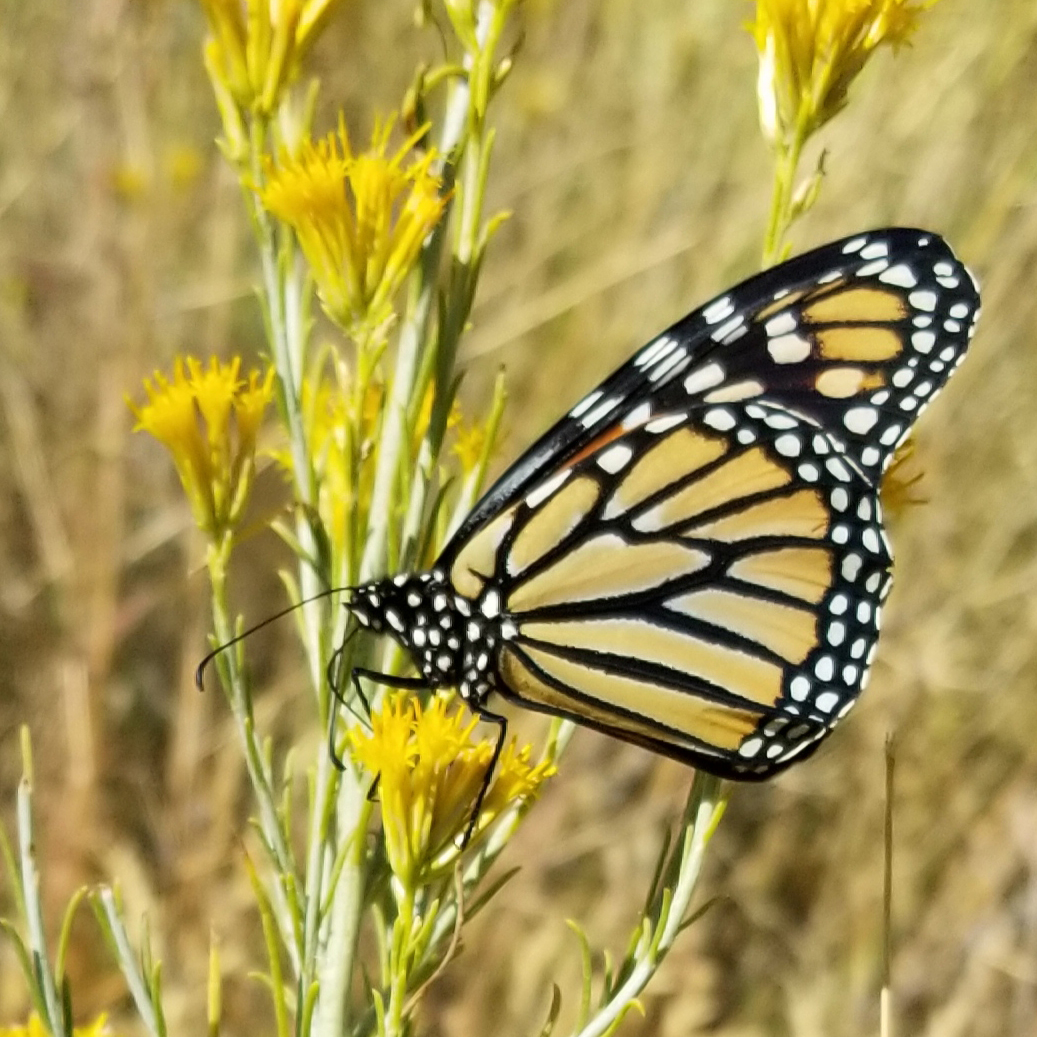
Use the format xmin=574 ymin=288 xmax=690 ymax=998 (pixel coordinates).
xmin=838 ymin=229 xmax=980 ymax=479
xmin=722 ymin=399 xmax=893 ymax=776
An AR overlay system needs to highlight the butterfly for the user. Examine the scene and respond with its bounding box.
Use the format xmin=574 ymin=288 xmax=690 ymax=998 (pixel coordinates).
xmin=340 ymin=228 xmax=980 ymax=782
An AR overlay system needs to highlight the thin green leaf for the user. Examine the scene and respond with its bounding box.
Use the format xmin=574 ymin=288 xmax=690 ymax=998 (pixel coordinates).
xmin=675 ymin=895 xmax=723 ymax=938
xmin=566 ymin=919 xmax=594 ymax=1032
xmin=642 ymin=825 xmax=673 ymax=918
xmin=59 ymin=975 xmax=74 ymax=1037
xmin=207 ymin=936 xmax=222 ymax=1037
xmin=535 ymin=984 xmax=562 ymax=1037
xmin=299 ymin=980 xmax=320 ymax=1037
xmin=54 ymin=886 xmax=88 ymax=985
xmin=243 ymin=852 xmax=291 ymax=1037
xmin=600 ymin=997 xmax=645 ymax=1037
xmin=90 ymin=887 xmax=163 ymax=1037
xmin=0 ymin=920 xmax=44 ymax=1016
xmin=461 ymin=865 xmax=520 ymax=921
xmin=148 ymin=960 xmax=168 ymax=1037
xmin=372 ymin=988 xmax=388 ymax=1036
xmin=0 ymin=822 xmax=26 ymax=921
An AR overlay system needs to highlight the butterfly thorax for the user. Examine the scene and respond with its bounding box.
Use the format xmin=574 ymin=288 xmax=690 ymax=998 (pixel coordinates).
xmin=347 ymin=571 xmax=513 ymax=706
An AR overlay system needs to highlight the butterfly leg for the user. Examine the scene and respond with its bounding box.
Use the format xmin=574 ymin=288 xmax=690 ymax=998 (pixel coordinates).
xmin=350 ymin=666 xmax=428 ymax=703
xmin=462 ymin=708 xmax=508 ymax=848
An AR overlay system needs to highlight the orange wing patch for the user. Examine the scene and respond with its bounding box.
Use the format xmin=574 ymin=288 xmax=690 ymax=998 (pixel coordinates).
xmin=520 ymin=616 xmax=784 ymax=706
xmin=508 ymin=476 xmax=600 ymax=576
xmin=500 ymin=644 xmax=761 ymax=752
xmin=682 ymin=488 xmax=828 ymax=542
xmin=634 ymin=447 xmax=791 ymax=532
xmin=817 ymin=326 xmax=903 ymax=362
xmin=802 ymin=286 xmax=908 ymax=324
xmin=508 ymin=535 xmax=710 ymax=611
xmin=728 ymin=546 xmax=833 ymax=604
xmin=605 ymin=428 xmax=725 ymax=519
xmin=665 ymin=588 xmax=818 ymax=665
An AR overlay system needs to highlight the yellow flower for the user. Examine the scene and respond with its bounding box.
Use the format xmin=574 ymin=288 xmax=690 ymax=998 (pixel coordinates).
xmin=880 ymin=436 xmax=927 ymax=519
xmin=451 ymin=417 xmax=488 ymax=477
xmin=277 ymin=368 xmax=384 ymax=543
xmin=130 ymin=357 xmax=274 ymax=539
xmin=166 ymin=144 xmax=204 ymax=190
xmin=750 ymin=0 xmax=938 ymax=145
xmin=411 ymin=383 xmax=463 ymax=458
xmin=0 ymin=1013 xmax=113 ymax=1037
xmin=260 ymin=117 xmax=449 ymax=339
xmin=198 ymin=0 xmax=342 ymax=116
xmin=348 ymin=694 xmax=555 ymax=887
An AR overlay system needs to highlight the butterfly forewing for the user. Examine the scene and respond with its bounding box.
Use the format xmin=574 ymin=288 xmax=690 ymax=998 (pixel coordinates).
xmin=452 ymin=228 xmax=978 ymax=550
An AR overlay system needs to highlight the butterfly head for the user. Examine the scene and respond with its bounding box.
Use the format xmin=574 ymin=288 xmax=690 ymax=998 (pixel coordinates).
xmin=347 ymin=571 xmax=506 ymax=704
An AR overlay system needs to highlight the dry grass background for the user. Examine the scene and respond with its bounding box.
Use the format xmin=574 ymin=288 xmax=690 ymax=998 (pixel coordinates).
xmin=1 ymin=0 xmax=1036 ymax=1034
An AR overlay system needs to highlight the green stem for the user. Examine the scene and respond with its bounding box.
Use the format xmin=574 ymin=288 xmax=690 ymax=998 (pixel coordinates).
xmin=17 ymin=774 xmax=68 ymax=1037
xmin=245 ymin=120 xmax=313 ymax=505
xmin=572 ymin=773 xmax=726 ymax=1037
xmin=762 ymin=130 xmax=805 ymax=269
xmin=357 ymin=24 xmax=480 ymax=587
xmin=385 ymin=887 xmax=417 ymax=1037
xmin=96 ymin=889 xmax=163 ymax=1037
xmin=242 ymin=113 xmax=347 ymax=1031
xmin=298 ymin=743 xmax=340 ymax=1035
xmin=312 ymin=773 xmax=372 ymax=1037
xmin=358 ymin=279 xmax=428 ymax=585
xmin=207 ymin=539 xmax=300 ymax=957
xmin=313 ymin=24 xmax=510 ymax=1029
xmin=244 ymin=119 xmax=328 ymax=705
xmin=398 ymin=3 xmax=504 ymax=570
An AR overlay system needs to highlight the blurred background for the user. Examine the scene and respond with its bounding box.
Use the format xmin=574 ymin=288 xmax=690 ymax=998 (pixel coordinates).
xmin=2 ymin=1 xmax=1036 ymax=1034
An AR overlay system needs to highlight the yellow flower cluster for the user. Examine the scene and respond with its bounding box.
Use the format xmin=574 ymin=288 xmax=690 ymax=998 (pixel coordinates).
xmin=260 ymin=119 xmax=448 ymax=339
xmin=348 ymin=694 xmax=555 ymax=887
xmin=451 ymin=415 xmax=489 ymax=474
xmin=880 ymin=438 xmax=926 ymax=518
xmin=751 ymin=0 xmax=937 ymax=144
xmin=130 ymin=357 xmax=274 ymax=540
xmin=0 ymin=1014 xmax=112 ymax=1037
xmin=412 ymin=384 xmax=488 ymax=473
xmin=199 ymin=0 xmax=341 ymax=116
xmin=296 ymin=370 xmax=384 ymax=545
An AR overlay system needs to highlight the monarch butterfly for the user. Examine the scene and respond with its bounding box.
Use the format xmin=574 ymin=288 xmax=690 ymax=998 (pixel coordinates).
xmin=335 ymin=228 xmax=979 ymax=784
xmin=193 ymin=227 xmax=975 ymax=799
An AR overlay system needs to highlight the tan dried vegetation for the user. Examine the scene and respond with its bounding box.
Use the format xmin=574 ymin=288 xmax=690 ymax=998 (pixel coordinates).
xmin=0 ymin=1 xmax=1034 ymax=1035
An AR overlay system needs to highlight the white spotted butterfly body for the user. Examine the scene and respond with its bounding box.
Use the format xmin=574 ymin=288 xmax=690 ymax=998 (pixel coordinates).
xmin=347 ymin=228 xmax=979 ymax=778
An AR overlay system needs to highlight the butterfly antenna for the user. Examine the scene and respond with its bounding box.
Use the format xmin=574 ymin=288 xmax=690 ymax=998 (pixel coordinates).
xmin=195 ymin=585 xmax=356 ymax=693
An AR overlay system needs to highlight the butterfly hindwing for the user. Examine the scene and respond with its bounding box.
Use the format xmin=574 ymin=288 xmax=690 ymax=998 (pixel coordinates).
xmin=447 ymin=401 xmax=891 ymax=777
